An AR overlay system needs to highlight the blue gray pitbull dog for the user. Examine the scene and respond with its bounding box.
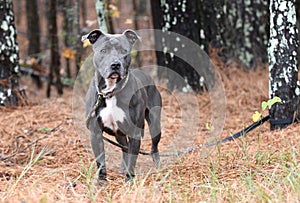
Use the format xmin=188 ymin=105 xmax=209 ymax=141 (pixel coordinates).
xmin=82 ymin=29 xmax=162 ymax=182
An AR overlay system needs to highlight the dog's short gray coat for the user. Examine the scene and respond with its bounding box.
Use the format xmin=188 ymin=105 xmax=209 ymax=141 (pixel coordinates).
xmin=83 ymin=29 xmax=162 ymax=182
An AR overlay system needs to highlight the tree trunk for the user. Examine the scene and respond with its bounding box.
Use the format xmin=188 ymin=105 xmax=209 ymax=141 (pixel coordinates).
xmin=75 ymin=0 xmax=82 ymax=74
xmin=106 ymin=0 xmax=115 ymax=34
xmin=81 ymin=0 xmax=87 ymax=27
xmin=26 ymin=0 xmax=43 ymax=88
xmin=94 ymin=0 xmax=108 ymax=32
xmin=138 ymin=0 xmax=147 ymax=14
xmin=151 ymin=0 xmax=214 ymax=92
xmin=150 ymin=0 xmax=165 ymax=78
xmin=62 ymin=0 xmax=74 ymax=78
xmin=132 ymin=0 xmax=142 ymax=67
xmin=47 ymin=0 xmax=63 ymax=97
xmin=269 ymin=0 xmax=299 ymax=130
xmin=221 ymin=0 xmax=269 ymax=69
xmin=197 ymin=0 xmax=224 ymax=50
xmin=0 ymin=0 xmax=25 ymax=105
xmin=26 ymin=0 xmax=40 ymax=57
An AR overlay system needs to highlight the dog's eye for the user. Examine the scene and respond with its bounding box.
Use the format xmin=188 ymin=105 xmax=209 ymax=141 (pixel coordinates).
xmin=121 ymin=49 xmax=128 ymax=54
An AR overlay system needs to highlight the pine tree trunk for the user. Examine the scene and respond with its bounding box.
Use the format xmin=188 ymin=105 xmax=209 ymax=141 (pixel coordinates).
xmin=47 ymin=0 xmax=63 ymax=97
xmin=198 ymin=0 xmax=224 ymax=50
xmin=26 ymin=0 xmax=42 ymax=88
xmin=75 ymin=0 xmax=82 ymax=74
xmin=25 ymin=0 xmax=40 ymax=57
xmin=150 ymin=0 xmax=165 ymax=79
xmin=221 ymin=0 xmax=269 ymax=69
xmin=269 ymin=0 xmax=299 ymax=130
xmin=0 ymin=0 xmax=25 ymax=106
xmin=81 ymin=0 xmax=87 ymax=27
xmin=132 ymin=0 xmax=142 ymax=67
xmin=94 ymin=0 xmax=108 ymax=32
xmin=151 ymin=0 xmax=214 ymax=92
xmin=138 ymin=0 xmax=147 ymax=14
xmin=62 ymin=0 xmax=74 ymax=78
xmin=106 ymin=0 xmax=115 ymax=34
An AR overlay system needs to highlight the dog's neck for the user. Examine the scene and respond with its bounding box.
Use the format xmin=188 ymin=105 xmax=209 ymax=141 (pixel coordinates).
xmin=102 ymin=78 xmax=117 ymax=94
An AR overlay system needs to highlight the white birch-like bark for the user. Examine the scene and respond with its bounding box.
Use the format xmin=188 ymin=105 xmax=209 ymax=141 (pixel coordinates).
xmin=268 ymin=0 xmax=299 ymax=129
xmin=94 ymin=0 xmax=108 ymax=32
xmin=0 ymin=0 xmax=21 ymax=105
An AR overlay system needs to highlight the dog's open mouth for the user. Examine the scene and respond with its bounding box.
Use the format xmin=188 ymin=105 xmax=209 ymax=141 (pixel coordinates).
xmin=108 ymin=72 xmax=121 ymax=79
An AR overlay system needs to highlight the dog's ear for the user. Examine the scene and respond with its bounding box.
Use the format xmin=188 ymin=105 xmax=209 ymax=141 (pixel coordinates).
xmin=123 ymin=29 xmax=140 ymax=45
xmin=81 ymin=29 xmax=104 ymax=44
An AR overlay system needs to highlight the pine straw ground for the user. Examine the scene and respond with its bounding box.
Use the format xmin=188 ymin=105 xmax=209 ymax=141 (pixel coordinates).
xmin=0 ymin=65 xmax=300 ymax=202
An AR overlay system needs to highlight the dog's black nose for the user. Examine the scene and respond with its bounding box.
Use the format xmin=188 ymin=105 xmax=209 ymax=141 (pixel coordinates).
xmin=111 ymin=61 xmax=121 ymax=70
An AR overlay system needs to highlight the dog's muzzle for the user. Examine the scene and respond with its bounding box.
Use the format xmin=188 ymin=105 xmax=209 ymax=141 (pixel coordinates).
xmin=107 ymin=60 xmax=126 ymax=79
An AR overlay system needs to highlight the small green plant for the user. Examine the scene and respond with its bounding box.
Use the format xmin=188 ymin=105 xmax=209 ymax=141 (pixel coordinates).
xmin=5 ymin=146 xmax=46 ymax=199
xmin=252 ymin=96 xmax=282 ymax=122
xmin=61 ymin=77 xmax=75 ymax=86
xmin=205 ymin=123 xmax=215 ymax=132
xmin=252 ymin=96 xmax=282 ymax=159
xmin=38 ymin=127 xmax=54 ymax=133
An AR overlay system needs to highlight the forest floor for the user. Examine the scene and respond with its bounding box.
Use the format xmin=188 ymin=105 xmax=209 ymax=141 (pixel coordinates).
xmin=2 ymin=1 xmax=299 ymax=202
xmin=0 ymin=61 xmax=299 ymax=202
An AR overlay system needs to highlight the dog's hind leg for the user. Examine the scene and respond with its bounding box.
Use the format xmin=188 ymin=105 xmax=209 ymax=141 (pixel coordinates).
xmin=145 ymin=107 xmax=162 ymax=168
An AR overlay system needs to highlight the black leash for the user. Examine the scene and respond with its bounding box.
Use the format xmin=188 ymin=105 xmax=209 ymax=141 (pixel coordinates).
xmin=103 ymin=115 xmax=271 ymax=157
xmin=87 ymin=77 xmax=273 ymax=157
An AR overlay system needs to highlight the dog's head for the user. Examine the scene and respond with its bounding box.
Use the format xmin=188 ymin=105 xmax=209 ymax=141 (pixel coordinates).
xmin=82 ymin=29 xmax=139 ymax=84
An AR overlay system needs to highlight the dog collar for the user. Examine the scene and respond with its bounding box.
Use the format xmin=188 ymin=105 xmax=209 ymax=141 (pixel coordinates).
xmin=97 ymin=73 xmax=130 ymax=99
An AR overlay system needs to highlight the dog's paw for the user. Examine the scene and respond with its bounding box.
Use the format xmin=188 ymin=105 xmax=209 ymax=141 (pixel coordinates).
xmin=95 ymin=179 xmax=108 ymax=187
xmin=125 ymin=173 xmax=135 ymax=182
xmin=118 ymin=168 xmax=126 ymax=174
xmin=96 ymin=166 xmax=107 ymax=180
xmin=152 ymin=153 xmax=161 ymax=168
xmin=98 ymin=173 xmax=107 ymax=181
xmin=118 ymin=164 xmax=127 ymax=174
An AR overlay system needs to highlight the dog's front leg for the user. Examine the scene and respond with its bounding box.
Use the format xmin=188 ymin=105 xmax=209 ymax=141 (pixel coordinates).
xmin=115 ymin=134 xmax=128 ymax=174
xmin=90 ymin=122 xmax=107 ymax=180
xmin=126 ymin=136 xmax=141 ymax=182
xmin=91 ymin=132 xmax=106 ymax=180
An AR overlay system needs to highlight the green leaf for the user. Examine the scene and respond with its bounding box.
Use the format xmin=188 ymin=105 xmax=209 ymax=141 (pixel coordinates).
xmin=261 ymin=101 xmax=268 ymax=111
xmin=205 ymin=123 xmax=215 ymax=131
xmin=252 ymin=111 xmax=262 ymax=122
xmin=38 ymin=128 xmax=54 ymax=133
xmin=267 ymin=96 xmax=282 ymax=107
xmin=261 ymin=97 xmax=282 ymax=111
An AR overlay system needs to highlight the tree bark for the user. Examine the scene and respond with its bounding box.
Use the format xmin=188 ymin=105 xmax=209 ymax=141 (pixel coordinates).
xmin=138 ymin=0 xmax=147 ymax=14
xmin=25 ymin=0 xmax=40 ymax=57
xmin=151 ymin=0 xmax=214 ymax=92
xmin=269 ymin=0 xmax=299 ymax=130
xmin=0 ymin=0 xmax=25 ymax=105
xmin=47 ymin=0 xmax=63 ymax=97
xmin=106 ymin=0 xmax=115 ymax=34
xmin=26 ymin=0 xmax=43 ymax=88
xmin=81 ymin=0 xmax=87 ymax=27
xmin=150 ymin=0 xmax=165 ymax=78
xmin=75 ymin=0 xmax=82 ymax=75
xmin=132 ymin=0 xmax=142 ymax=67
xmin=94 ymin=0 xmax=108 ymax=32
xmin=62 ymin=0 xmax=74 ymax=78
xmin=221 ymin=0 xmax=270 ymax=69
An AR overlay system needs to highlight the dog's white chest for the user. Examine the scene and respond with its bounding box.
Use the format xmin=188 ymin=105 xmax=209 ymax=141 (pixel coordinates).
xmin=100 ymin=97 xmax=125 ymax=133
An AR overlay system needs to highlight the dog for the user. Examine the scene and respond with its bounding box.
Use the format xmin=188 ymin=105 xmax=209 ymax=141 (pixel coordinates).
xmin=82 ymin=29 xmax=162 ymax=182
